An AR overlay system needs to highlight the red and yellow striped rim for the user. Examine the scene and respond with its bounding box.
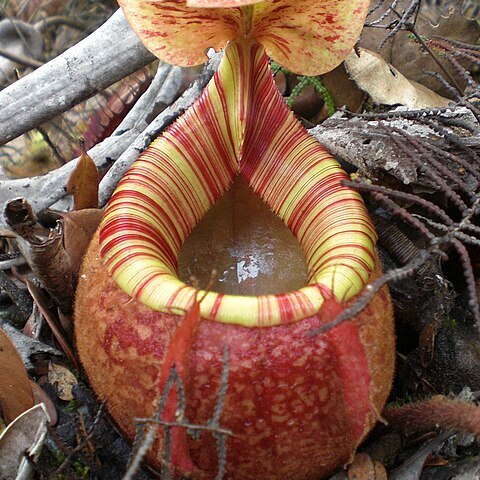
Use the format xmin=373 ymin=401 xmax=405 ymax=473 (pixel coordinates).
xmin=99 ymin=39 xmax=376 ymax=327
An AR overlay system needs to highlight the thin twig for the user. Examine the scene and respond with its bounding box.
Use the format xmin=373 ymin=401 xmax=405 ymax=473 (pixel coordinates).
xmin=123 ymin=366 xmax=178 ymax=480
xmin=56 ymin=402 xmax=106 ymax=474
xmin=35 ymin=16 xmax=86 ymax=31
xmin=134 ymin=419 xmax=233 ymax=437
xmin=0 ymin=46 xmax=43 ymax=68
xmin=309 ymin=250 xmax=432 ymax=336
xmin=408 ymin=29 xmax=463 ymax=94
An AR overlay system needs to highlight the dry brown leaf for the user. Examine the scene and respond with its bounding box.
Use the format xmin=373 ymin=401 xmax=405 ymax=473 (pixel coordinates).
xmin=423 ymin=455 xmax=449 ymax=467
xmin=5 ymin=198 xmax=74 ymax=315
xmin=348 ymin=453 xmax=387 ymax=480
xmin=321 ymin=63 xmax=364 ymax=114
xmin=47 ymin=362 xmax=77 ymax=401
xmin=362 ymin=3 xmax=480 ymax=96
xmin=23 ymin=303 xmax=43 ymax=339
xmin=345 ymin=48 xmax=451 ymax=109
xmin=27 ymin=226 xmax=74 ymax=314
xmin=5 ymin=199 xmax=102 ymax=317
xmin=29 ymin=380 xmax=57 ymax=426
xmin=58 ymin=208 xmax=103 ymax=277
xmin=0 ymin=329 xmax=34 ymax=425
xmin=274 ymin=69 xmax=287 ymax=95
xmin=288 ymin=80 xmax=324 ymax=121
xmin=66 ymin=146 xmax=99 ymax=210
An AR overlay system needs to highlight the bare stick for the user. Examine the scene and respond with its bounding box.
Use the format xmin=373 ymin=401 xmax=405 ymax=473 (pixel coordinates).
xmin=99 ymin=51 xmax=222 ymax=205
xmin=122 ymin=367 xmax=178 ymax=480
xmin=0 ymin=63 xmax=189 ymax=226
xmin=0 ymin=9 xmax=155 ymax=145
xmin=0 ymin=47 xmax=43 ymax=68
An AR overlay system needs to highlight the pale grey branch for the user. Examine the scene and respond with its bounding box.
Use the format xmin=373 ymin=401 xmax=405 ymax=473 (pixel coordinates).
xmin=0 ymin=62 xmax=185 ymax=226
xmin=0 ymin=54 xmax=220 ymax=227
xmin=98 ymin=52 xmax=222 ymax=205
xmin=0 ymin=9 xmax=155 ymax=145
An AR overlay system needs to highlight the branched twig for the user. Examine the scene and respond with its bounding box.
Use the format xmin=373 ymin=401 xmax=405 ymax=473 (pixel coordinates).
xmin=427 ymin=71 xmax=480 ymax=123
xmin=377 ymin=0 xmax=421 ymax=51
xmin=123 ymin=366 xmax=178 ymax=480
xmin=123 ymin=345 xmax=232 ymax=480
xmin=416 ymin=117 xmax=480 ymax=165
xmin=379 ymin=124 xmax=468 ymax=211
xmin=55 ymin=402 xmax=106 ymax=474
xmin=339 ymin=177 xmax=480 ymax=331
xmin=309 ymin=249 xmax=432 ymax=336
xmin=413 ymin=214 xmax=480 ymax=247
xmin=210 ymin=345 xmax=230 ymax=480
xmin=344 ymin=179 xmax=454 ymax=225
xmin=409 ymin=34 xmax=463 ymax=94
xmin=368 ymin=0 xmax=401 ymax=26
xmin=210 ymin=345 xmax=229 ymax=429
xmin=0 ymin=10 xmax=156 ymax=145
xmin=0 ymin=53 xmax=218 ymax=227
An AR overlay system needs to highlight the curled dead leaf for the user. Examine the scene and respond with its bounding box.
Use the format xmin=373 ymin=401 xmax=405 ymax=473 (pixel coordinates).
xmin=5 ymin=198 xmax=74 ymax=315
xmin=4 ymin=198 xmax=103 ymax=316
xmin=57 ymin=208 xmax=103 ymax=278
xmin=29 ymin=380 xmax=57 ymax=426
xmin=26 ymin=280 xmax=79 ymax=369
xmin=66 ymin=145 xmax=99 ymax=210
xmin=345 ymin=48 xmax=451 ymax=109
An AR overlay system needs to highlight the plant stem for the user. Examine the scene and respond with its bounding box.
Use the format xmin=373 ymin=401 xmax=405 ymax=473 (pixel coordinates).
xmin=408 ymin=26 xmax=464 ymax=94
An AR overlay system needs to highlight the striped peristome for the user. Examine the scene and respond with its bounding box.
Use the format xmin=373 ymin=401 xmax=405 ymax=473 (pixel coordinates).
xmin=99 ymin=39 xmax=377 ymax=327
xmin=117 ymin=0 xmax=370 ymax=76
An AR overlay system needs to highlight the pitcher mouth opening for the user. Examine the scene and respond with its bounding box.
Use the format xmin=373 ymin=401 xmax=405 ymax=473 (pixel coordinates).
xmin=98 ymin=40 xmax=377 ymax=328
xmin=99 ymin=160 xmax=376 ymax=327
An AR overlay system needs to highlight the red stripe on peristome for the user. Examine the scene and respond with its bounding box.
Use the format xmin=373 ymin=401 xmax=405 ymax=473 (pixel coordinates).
xmin=210 ymin=293 xmax=224 ymax=320
xmin=99 ymin=38 xmax=376 ymax=325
